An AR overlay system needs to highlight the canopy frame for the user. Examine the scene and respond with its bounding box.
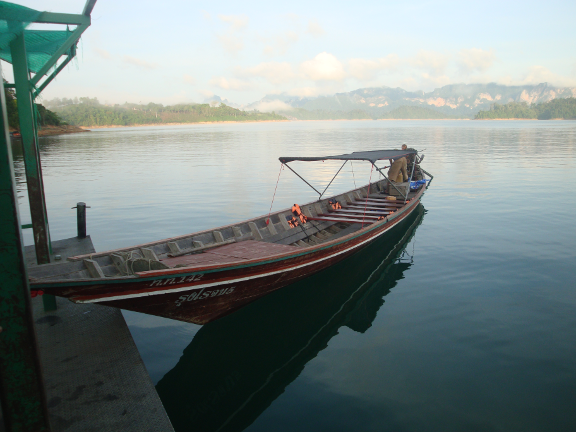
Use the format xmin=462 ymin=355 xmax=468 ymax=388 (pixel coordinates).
xmin=279 ymin=149 xmax=421 ymax=202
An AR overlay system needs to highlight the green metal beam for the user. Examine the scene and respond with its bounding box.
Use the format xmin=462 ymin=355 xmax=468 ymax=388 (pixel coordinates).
xmin=83 ymin=0 xmax=98 ymax=16
xmin=30 ymin=22 xmax=89 ymax=86
xmin=34 ymin=48 xmax=76 ymax=98
xmin=9 ymin=27 xmax=51 ymax=265
xmin=35 ymin=11 xmax=90 ymax=26
xmin=0 ymin=62 xmax=51 ymax=432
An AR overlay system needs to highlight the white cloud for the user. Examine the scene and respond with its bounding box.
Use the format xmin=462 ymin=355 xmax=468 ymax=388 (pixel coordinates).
xmin=216 ymin=14 xmax=249 ymax=54
xmin=307 ymin=19 xmax=324 ymax=37
xmin=198 ymin=90 xmax=214 ymax=99
xmin=300 ymin=52 xmax=346 ymax=81
xmin=209 ymin=76 xmax=252 ymax=91
xmin=410 ymin=50 xmax=449 ymax=74
xmin=252 ymin=100 xmax=294 ymax=112
xmin=458 ymin=48 xmax=495 ymax=73
xmin=217 ymin=34 xmax=244 ymax=53
xmin=94 ymin=48 xmax=110 ymax=59
xmin=262 ymin=31 xmax=299 ymax=56
xmin=348 ymin=54 xmax=400 ymax=80
xmin=122 ymin=55 xmax=158 ymax=70
xmin=419 ymin=72 xmax=451 ymax=88
xmin=236 ymin=62 xmax=295 ymax=85
xmin=518 ymin=66 xmax=576 ymax=87
xmin=284 ymin=13 xmax=300 ymax=25
xmin=201 ymin=10 xmax=211 ymax=20
xmin=183 ymin=74 xmax=195 ymax=85
xmin=218 ymin=14 xmax=249 ymax=31
xmin=287 ymin=86 xmax=322 ymax=97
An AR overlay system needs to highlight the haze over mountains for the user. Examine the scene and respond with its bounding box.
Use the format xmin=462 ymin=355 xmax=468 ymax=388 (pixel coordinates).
xmin=211 ymin=83 xmax=576 ymax=119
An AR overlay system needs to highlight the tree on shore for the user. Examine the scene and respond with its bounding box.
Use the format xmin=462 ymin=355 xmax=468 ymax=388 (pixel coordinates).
xmin=475 ymin=98 xmax=576 ymax=120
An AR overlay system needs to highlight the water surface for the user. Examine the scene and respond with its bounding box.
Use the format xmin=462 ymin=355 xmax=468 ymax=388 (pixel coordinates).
xmin=15 ymin=120 xmax=576 ymax=431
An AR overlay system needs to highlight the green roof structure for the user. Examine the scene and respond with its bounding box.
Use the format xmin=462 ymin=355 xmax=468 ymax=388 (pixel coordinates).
xmin=0 ymin=0 xmax=96 ymax=96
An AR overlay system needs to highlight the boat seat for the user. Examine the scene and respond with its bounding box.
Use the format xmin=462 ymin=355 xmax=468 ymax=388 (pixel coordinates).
xmin=111 ymin=253 xmax=169 ymax=275
xmin=131 ymin=259 xmax=169 ymax=273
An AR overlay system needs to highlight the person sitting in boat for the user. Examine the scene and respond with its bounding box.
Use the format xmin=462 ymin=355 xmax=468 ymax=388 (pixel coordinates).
xmin=388 ymin=144 xmax=409 ymax=183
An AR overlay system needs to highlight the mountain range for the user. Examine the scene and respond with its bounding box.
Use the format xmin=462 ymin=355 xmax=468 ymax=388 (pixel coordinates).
xmin=208 ymin=83 xmax=576 ymax=119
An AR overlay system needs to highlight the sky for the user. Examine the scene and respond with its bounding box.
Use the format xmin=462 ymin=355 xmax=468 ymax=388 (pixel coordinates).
xmin=3 ymin=0 xmax=576 ymax=106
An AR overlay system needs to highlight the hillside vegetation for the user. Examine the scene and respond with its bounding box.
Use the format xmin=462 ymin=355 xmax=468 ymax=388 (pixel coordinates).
xmin=379 ymin=105 xmax=458 ymax=119
xmin=281 ymin=108 xmax=372 ymax=120
xmin=259 ymin=83 xmax=575 ymax=118
xmin=475 ymin=98 xmax=576 ymax=120
xmin=46 ymin=97 xmax=286 ymax=126
xmin=4 ymin=86 xmax=63 ymax=129
xmin=281 ymin=105 xmax=459 ymax=120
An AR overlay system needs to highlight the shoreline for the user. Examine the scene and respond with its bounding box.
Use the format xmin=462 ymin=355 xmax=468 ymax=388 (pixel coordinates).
xmin=38 ymin=125 xmax=91 ymax=136
xmin=85 ymin=119 xmax=291 ymax=129
xmin=80 ymin=118 xmax=471 ymax=129
xmin=474 ymin=118 xmax=537 ymax=121
xmin=36 ymin=117 xmax=573 ymax=133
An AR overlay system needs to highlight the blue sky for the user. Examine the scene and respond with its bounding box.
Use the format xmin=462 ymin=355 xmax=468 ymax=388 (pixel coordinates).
xmin=5 ymin=0 xmax=576 ymax=106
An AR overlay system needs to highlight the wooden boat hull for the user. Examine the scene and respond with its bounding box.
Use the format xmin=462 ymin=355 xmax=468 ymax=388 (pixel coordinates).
xmin=156 ymin=206 xmax=425 ymax=432
xmin=35 ymin=189 xmax=424 ymax=325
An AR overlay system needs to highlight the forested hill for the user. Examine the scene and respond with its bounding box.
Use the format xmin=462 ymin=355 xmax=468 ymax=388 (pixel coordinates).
xmin=379 ymin=105 xmax=459 ymax=119
xmin=475 ymin=97 xmax=576 ymax=119
xmin=4 ymin=86 xmax=62 ymax=129
xmin=281 ymin=105 xmax=460 ymax=120
xmin=251 ymin=83 xmax=576 ymax=118
xmin=45 ymin=97 xmax=286 ymax=126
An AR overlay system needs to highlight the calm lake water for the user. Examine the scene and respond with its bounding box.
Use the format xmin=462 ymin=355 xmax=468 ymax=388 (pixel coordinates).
xmin=14 ymin=120 xmax=576 ymax=431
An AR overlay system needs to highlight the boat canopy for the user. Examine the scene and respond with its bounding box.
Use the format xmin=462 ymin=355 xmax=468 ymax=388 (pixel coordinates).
xmin=279 ymin=149 xmax=417 ymax=164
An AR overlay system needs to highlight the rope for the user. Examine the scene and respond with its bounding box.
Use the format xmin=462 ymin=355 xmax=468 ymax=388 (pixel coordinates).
xmin=266 ymin=163 xmax=283 ymax=225
xmin=350 ymin=161 xmax=357 ymax=188
xmin=361 ymin=164 xmax=374 ymax=228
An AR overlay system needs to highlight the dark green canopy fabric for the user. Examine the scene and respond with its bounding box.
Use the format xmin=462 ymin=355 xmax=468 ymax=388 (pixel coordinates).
xmin=0 ymin=1 xmax=71 ymax=74
xmin=279 ymin=149 xmax=418 ymax=164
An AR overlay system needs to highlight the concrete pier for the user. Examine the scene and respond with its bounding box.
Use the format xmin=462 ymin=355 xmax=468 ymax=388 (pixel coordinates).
xmin=31 ymin=297 xmax=174 ymax=431
xmin=21 ymin=237 xmax=174 ymax=431
xmin=25 ymin=236 xmax=97 ymax=267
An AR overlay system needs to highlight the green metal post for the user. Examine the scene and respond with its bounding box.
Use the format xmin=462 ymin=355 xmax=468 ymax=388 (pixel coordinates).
xmin=9 ymin=26 xmax=51 ymax=266
xmin=0 ymin=64 xmax=51 ymax=432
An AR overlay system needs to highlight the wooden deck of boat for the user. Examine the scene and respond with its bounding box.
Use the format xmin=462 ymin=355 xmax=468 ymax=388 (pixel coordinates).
xmin=160 ymin=240 xmax=299 ymax=268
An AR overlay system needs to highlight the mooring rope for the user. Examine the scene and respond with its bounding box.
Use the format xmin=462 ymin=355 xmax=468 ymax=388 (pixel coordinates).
xmin=266 ymin=163 xmax=283 ymax=225
xmin=361 ymin=164 xmax=374 ymax=228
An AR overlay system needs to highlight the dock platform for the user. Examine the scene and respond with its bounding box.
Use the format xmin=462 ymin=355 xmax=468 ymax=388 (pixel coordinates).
xmin=24 ymin=237 xmax=174 ymax=432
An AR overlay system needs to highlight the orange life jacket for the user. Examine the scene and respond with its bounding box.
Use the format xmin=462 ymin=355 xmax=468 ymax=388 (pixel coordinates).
xmin=291 ymin=204 xmax=308 ymax=224
xmin=288 ymin=216 xmax=299 ymax=228
xmin=328 ymin=198 xmax=342 ymax=210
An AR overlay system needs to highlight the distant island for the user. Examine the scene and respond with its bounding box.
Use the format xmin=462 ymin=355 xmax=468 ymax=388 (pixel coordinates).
xmin=475 ymin=97 xmax=576 ymax=120
xmin=45 ymin=97 xmax=286 ymax=127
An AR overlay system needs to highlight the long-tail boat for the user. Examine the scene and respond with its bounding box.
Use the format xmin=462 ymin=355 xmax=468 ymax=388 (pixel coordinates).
xmin=29 ymin=149 xmax=432 ymax=324
xmin=156 ymin=204 xmax=425 ymax=432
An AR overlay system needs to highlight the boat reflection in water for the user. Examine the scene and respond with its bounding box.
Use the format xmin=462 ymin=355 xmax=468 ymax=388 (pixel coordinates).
xmin=156 ymin=204 xmax=426 ymax=432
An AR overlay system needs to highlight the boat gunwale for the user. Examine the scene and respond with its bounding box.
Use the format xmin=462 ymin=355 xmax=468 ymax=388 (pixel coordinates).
xmin=135 ymin=190 xmax=423 ymax=278
xmin=31 ymin=187 xmax=425 ymax=289
xmin=66 ymin=179 xmax=391 ymax=262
